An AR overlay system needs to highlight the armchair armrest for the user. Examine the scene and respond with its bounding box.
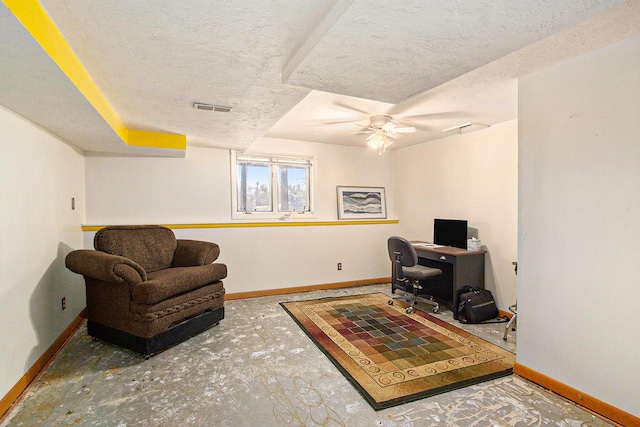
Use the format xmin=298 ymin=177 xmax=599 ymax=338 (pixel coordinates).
xmin=172 ymin=240 xmax=220 ymax=267
xmin=65 ymin=250 xmax=147 ymax=285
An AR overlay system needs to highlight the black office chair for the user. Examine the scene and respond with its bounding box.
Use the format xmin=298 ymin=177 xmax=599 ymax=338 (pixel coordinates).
xmin=387 ymin=236 xmax=443 ymax=314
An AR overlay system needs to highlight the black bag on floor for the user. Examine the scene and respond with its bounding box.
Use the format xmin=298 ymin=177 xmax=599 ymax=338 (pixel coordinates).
xmin=458 ymin=288 xmax=507 ymax=324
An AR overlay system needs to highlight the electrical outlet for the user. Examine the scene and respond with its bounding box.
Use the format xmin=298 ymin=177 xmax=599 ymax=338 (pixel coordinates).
xmin=337 ymin=263 xmax=342 ymax=271
xmin=61 ymin=297 xmax=66 ymax=311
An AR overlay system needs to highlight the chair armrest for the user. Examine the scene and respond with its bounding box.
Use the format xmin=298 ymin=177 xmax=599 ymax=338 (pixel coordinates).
xmin=65 ymin=250 xmax=147 ymax=285
xmin=172 ymin=240 xmax=220 ymax=267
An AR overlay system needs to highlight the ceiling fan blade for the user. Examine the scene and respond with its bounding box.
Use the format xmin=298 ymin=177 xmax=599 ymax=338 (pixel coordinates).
xmin=324 ymin=119 xmax=365 ymax=125
xmin=333 ymin=101 xmax=371 ymax=115
xmin=350 ymin=130 xmax=374 ymax=135
xmin=398 ymin=112 xmax=468 ymax=123
xmin=392 ymin=126 xmax=416 ymax=134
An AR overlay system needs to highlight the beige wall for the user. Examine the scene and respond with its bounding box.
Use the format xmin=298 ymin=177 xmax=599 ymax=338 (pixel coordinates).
xmin=3 ymin=25 xmax=638 ymax=421
xmin=0 ymin=106 xmax=85 ymax=400
xmin=83 ymin=123 xmax=520 ymax=306
xmin=84 ymin=138 xmax=399 ymax=292
xmin=393 ymin=120 xmax=519 ymax=309
xmin=518 ymin=34 xmax=640 ymax=416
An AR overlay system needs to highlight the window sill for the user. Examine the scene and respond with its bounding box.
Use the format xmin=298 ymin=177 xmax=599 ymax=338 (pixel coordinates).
xmin=231 ymin=213 xmax=316 ymax=221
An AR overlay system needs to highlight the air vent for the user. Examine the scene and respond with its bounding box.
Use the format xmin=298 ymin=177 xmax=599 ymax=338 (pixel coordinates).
xmin=193 ymin=103 xmax=233 ymax=113
xmin=442 ymin=122 xmax=489 ymax=134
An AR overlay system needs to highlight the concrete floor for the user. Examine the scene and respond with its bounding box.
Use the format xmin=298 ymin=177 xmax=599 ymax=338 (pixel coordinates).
xmin=2 ymin=284 xmax=613 ymax=426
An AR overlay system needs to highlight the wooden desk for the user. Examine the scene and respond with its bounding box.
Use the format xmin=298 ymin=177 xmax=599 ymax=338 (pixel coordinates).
xmin=411 ymin=242 xmax=486 ymax=319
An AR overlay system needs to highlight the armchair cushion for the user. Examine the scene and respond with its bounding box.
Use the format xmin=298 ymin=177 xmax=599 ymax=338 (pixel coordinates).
xmin=94 ymin=225 xmax=177 ymax=272
xmin=132 ymin=263 xmax=228 ymax=305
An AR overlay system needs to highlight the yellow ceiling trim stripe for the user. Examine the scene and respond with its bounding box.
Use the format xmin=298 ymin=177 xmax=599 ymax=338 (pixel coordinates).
xmin=3 ymin=0 xmax=186 ymax=152
xmin=127 ymin=129 xmax=186 ymax=150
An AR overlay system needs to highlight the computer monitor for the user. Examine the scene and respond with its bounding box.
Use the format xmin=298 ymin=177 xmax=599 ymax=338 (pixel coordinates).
xmin=433 ymin=219 xmax=468 ymax=249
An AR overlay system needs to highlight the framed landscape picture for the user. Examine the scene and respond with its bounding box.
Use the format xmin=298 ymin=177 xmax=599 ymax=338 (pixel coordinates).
xmin=337 ymin=186 xmax=387 ymax=220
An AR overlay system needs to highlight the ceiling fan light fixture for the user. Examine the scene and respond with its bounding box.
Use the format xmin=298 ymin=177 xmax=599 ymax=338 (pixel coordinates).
xmin=367 ymin=130 xmax=390 ymax=155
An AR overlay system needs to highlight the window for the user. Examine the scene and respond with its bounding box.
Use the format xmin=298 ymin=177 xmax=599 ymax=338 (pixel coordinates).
xmin=232 ymin=151 xmax=313 ymax=218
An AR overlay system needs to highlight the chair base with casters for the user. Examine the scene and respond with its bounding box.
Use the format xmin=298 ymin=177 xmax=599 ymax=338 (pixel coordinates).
xmin=387 ymin=236 xmax=443 ymax=314
xmin=503 ymin=303 xmax=517 ymax=340
xmin=503 ymin=261 xmax=518 ymax=340
xmin=388 ymin=276 xmax=441 ymax=314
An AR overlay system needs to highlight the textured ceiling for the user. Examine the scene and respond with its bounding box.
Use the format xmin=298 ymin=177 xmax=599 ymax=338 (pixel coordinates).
xmin=1 ymin=0 xmax=639 ymax=155
xmin=284 ymin=0 xmax=625 ymax=103
xmin=35 ymin=0 xmax=334 ymax=152
xmin=0 ymin=8 xmax=122 ymax=154
xmin=269 ymin=1 xmax=640 ymax=148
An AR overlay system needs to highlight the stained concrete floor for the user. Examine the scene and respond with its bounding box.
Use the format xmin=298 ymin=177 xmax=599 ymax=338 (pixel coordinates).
xmin=2 ymin=284 xmax=614 ymax=427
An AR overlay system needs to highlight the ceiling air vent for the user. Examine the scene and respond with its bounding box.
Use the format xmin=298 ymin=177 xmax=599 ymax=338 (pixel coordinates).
xmin=193 ymin=103 xmax=232 ymax=113
xmin=442 ymin=122 xmax=489 ymax=134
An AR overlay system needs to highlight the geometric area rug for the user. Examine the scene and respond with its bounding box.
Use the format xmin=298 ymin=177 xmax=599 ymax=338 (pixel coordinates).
xmin=280 ymin=293 xmax=515 ymax=410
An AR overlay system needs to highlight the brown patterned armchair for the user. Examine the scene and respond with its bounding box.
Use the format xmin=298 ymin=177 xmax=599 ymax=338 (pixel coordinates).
xmin=66 ymin=225 xmax=227 ymax=357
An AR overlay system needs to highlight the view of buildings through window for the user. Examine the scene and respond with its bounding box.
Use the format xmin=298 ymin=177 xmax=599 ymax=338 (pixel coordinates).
xmin=236 ymin=154 xmax=311 ymax=213
xmin=278 ymin=165 xmax=308 ymax=212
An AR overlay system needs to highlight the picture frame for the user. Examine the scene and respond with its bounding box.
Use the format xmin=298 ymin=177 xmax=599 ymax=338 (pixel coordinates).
xmin=337 ymin=186 xmax=387 ymax=220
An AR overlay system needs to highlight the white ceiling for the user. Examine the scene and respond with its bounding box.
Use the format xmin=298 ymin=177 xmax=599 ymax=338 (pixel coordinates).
xmin=1 ymin=1 xmax=639 ymax=155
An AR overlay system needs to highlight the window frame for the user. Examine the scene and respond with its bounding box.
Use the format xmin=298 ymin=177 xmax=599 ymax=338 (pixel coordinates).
xmin=230 ymin=150 xmax=315 ymax=220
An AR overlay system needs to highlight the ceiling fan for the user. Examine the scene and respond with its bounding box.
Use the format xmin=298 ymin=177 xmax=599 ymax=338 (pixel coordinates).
xmin=352 ymin=115 xmax=416 ymax=154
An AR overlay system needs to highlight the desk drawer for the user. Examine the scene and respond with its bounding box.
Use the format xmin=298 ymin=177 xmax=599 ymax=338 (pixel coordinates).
xmin=415 ymin=249 xmax=454 ymax=264
xmin=412 ymin=246 xmax=485 ymax=320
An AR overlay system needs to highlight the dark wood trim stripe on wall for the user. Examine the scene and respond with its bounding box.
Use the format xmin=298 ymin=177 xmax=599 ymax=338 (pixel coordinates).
xmin=225 ymin=278 xmax=390 ymax=300
xmin=0 ymin=309 xmax=86 ymax=421
xmin=514 ymin=362 xmax=638 ymax=427
xmin=0 ymin=280 xmax=389 ymax=420
xmin=9 ymin=284 xmax=636 ymax=426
